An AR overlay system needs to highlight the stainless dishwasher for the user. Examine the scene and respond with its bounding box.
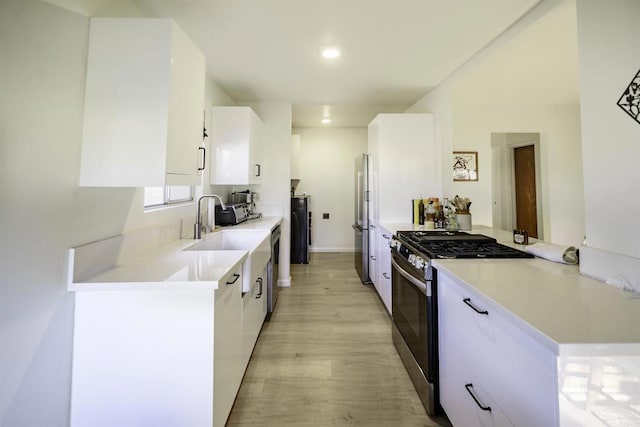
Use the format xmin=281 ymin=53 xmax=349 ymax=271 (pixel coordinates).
xmin=266 ymin=224 xmax=281 ymax=320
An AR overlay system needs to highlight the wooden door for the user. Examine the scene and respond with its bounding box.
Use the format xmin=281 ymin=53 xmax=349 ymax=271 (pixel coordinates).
xmin=514 ymin=145 xmax=538 ymax=238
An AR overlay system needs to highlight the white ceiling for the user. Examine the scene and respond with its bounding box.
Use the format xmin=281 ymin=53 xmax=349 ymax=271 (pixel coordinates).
xmin=45 ymin=0 xmax=581 ymax=127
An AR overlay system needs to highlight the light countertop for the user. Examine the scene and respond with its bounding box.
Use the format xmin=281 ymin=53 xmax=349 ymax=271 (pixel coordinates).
xmin=381 ymin=223 xmax=640 ymax=354
xmin=69 ymin=216 xmax=282 ymax=292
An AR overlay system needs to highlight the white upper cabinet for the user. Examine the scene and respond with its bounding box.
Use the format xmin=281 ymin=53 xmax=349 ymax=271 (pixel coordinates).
xmin=210 ymin=106 xmax=264 ymax=185
xmin=368 ymin=113 xmax=436 ymax=224
xmin=79 ymin=18 xmax=206 ymax=187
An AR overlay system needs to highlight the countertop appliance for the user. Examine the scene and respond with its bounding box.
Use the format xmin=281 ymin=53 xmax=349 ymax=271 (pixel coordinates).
xmin=215 ymin=203 xmax=250 ymax=226
xmin=390 ymin=230 xmax=532 ymax=416
xmin=266 ymin=224 xmax=281 ymax=320
xmin=291 ymin=196 xmax=311 ymax=264
xmin=352 ymin=154 xmax=371 ymax=283
xmin=231 ymin=190 xmax=258 ymax=214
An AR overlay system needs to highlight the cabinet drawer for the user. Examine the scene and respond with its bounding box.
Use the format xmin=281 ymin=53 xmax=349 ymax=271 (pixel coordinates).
xmin=439 ymin=273 xmax=557 ymax=426
xmin=440 ymin=349 xmax=514 ymax=427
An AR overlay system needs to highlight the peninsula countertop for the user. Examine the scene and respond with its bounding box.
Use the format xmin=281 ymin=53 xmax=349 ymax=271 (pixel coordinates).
xmin=381 ymin=223 xmax=640 ymax=354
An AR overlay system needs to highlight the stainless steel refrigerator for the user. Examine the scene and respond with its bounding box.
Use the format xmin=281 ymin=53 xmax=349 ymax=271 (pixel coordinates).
xmin=353 ymin=154 xmax=371 ymax=284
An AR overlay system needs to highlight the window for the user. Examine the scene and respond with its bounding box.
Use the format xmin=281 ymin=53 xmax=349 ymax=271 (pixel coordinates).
xmin=144 ymin=186 xmax=194 ymax=208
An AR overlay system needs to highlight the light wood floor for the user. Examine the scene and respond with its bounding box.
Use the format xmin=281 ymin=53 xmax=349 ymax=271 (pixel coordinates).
xmin=226 ymin=253 xmax=451 ymax=426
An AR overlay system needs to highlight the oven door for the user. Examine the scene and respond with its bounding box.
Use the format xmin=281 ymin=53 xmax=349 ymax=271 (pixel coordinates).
xmin=391 ymin=252 xmax=437 ymax=382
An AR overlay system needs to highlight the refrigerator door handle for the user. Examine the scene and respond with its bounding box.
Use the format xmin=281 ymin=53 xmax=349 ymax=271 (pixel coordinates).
xmin=356 ymin=171 xmax=362 ymax=224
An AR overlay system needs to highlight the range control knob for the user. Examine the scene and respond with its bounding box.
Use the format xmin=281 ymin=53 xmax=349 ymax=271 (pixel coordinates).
xmin=414 ymin=256 xmax=425 ymax=270
xmin=408 ymin=254 xmax=416 ymax=264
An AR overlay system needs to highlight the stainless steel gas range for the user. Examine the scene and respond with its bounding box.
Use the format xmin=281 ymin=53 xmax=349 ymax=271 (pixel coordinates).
xmin=390 ymin=230 xmax=532 ymax=416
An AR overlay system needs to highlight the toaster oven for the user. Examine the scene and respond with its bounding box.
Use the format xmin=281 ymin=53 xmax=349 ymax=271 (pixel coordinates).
xmin=215 ymin=203 xmax=250 ymax=226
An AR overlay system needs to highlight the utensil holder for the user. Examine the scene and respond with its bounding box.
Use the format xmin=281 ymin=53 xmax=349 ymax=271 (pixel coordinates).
xmin=456 ymin=212 xmax=472 ymax=230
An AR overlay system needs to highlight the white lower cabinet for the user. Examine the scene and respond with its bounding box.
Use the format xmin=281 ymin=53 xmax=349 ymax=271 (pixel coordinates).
xmin=70 ymin=254 xmax=269 ymax=427
xmin=215 ymin=256 xmax=269 ymax=427
xmin=369 ymin=225 xmax=391 ymax=314
xmin=440 ymin=352 xmax=514 ymax=426
xmin=369 ymin=226 xmax=379 ymax=292
xmin=214 ymin=266 xmax=244 ymax=427
xmin=242 ymin=264 xmax=268 ymax=367
xmin=378 ymin=227 xmax=392 ymax=314
xmin=438 ymin=271 xmax=559 ymax=426
xmin=71 ymin=289 xmax=217 ymax=427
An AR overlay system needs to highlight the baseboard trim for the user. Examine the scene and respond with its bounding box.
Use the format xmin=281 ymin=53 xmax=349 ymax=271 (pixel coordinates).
xmin=278 ymin=278 xmax=291 ymax=288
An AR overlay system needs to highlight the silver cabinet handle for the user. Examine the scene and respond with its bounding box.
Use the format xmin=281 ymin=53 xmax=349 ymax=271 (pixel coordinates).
xmin=382 ymin=272 xmax=390 ymax=280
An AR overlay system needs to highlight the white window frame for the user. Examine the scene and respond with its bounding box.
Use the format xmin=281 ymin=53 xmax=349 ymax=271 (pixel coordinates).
xmin=144 ymin=186 xmax=194 ymax=209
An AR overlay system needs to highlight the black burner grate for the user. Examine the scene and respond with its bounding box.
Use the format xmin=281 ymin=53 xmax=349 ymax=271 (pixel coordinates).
xmin=397 ymin=230 xmax=532 ymax=259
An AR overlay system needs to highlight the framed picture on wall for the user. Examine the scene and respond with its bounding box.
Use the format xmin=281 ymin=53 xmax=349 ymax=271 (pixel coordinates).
xmin=452 ymin=151 xmax=478 ymax=181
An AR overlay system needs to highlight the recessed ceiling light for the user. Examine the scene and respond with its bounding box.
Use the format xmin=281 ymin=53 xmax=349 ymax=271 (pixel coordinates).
xmin=322 ymin=117 xmax=331 ymax=124
xmin=322 ymin=48 xmax=340 ymax=59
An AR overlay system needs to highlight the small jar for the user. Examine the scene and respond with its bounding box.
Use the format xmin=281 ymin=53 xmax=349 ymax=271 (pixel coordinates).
xmin=513 ymin=229 xmax=529 ymax=245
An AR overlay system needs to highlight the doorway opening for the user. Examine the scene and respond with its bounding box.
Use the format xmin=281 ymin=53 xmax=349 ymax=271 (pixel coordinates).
xmin=491 ymin=133 xmax=542 ymax=239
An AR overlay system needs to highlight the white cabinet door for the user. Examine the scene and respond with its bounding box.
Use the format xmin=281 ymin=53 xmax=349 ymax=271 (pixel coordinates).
xmin=378 ymin=227 xmax=392 ymax=314
xmin=369 ymin=226 xmax=379 ymax=293
xmin=438 ymin=271 xmax=558 ymax=427
xmin=210 ymin=106 xmax=264 ymax=185
xmin=79 ymin=18 xmax=205 ymax=187
xmin=242 ymin=264 xmax=268 ymax=367
xmin=70 ymin=289 xmax=216 ymax=427
xmin=368 ymin=114 xmax=436 ymax=223
xmin=214 ymin=266 xmax=243 ymax=427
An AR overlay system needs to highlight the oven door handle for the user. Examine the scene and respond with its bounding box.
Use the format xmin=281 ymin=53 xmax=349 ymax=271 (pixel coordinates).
xmin=392 ymin=258 xmax=430 ymax=297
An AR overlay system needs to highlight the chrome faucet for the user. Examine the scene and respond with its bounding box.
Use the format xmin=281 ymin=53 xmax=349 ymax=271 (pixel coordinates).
xmin=194 ymin=194 xmax=227 ymax=239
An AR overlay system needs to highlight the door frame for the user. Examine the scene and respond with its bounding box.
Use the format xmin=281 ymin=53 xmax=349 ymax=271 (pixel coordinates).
xmin=491 ymin=133 xmax=543 ymax=240
xmin=508 ymin=137 xmax=543 ymax=240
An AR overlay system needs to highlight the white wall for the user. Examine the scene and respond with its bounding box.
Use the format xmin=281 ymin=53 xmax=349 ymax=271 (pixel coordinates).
xmin=1 ymin=3 xmax=89 ymax=424
xmin=292 ymin=127 xmax=368 ymax=252
xmin=0 ymin=1 xmax=240 ymax=424
xmin=407 ymin=0 xmax=585 ymax=246
xmin=251 ymin=102 xmax=293 ymax=285
xmin=576 ymin=1 xmax=640 ymax=258
xmin=575 ymin=0 xmax=640 ymax=285
xmin=452 ymin=103 xmax=584 ymax=245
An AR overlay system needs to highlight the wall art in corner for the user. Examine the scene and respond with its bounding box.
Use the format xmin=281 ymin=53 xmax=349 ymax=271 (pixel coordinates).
xmin=452 ymin=151 xmax=478 ymax=181
xmin=617 ymin=68 xmax=640 ymax=125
